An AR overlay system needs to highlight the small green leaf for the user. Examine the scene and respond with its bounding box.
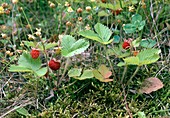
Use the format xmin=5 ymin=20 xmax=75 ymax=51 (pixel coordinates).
xmin=45 ymin=43 xmax=58 ymax=50
xmin=61 ymin=35 xmax=89 ymax=57
xmin=35 ymin=67 xmax=47 ymax=77
xmin=79 ymin=23 xmax=113 ymax=45
xmin=123 ymin=24 xmax=136 ymax=34
xmin=68 ymin=68 xmax=82 ymax=77
xmin=78 ymin=70 xmax=94 ymax=80
xmin=79 ymin=30 xmax=102 ymax=42
xmin=16 ymin=107 xmax=30 ymax=116
xmin=9 ymin=65 xmax=32 ymax=72
xmin=140 ymin=39 xmax=157 ymax=48
xmin=94 ymin=23 xmax=112 ymax=43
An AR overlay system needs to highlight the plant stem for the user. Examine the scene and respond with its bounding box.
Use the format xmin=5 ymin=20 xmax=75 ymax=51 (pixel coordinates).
xmin=121 ymin=65 xmax=128 ymax=83
xmin=104 ymin=46 xmax=117 ymax=79
xmin=21 ymin=8 xmax=34 ymax=34
xmin=57 ymin=58 xmax=70 ymax=86
xmin=127 ymin=66 xmax=140 ymax=85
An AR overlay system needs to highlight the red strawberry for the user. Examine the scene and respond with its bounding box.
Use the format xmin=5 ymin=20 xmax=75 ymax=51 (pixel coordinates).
xmin=122 ymin=41 xmax=130 ymax=49
xmin=48 ymin=59 xmax=60 ymax=71
xmin=30 ymin=49 xmax=40 ymax=59
xmin=101 ymin=0 xmax=107 ymax=3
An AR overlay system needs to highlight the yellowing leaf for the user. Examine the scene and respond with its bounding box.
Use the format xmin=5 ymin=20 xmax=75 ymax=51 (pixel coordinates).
xmin=98 ymin=64 xmax=112 ymax=78
xmin=93 ymin=69 xmax=113 ymax=82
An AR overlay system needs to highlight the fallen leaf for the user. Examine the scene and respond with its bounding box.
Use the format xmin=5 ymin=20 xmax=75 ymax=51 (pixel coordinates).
xmin=139 ymin=77 xmax=164 ymax=94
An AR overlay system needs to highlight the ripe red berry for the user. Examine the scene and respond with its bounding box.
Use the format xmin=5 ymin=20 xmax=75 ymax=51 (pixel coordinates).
xmin=30 ymin=49 xmax=40 ymax=59
xmin=101 ymin=0 xmax=107 ymax=3
xmin=122 ymin=41 xmax=130 ymax=49
xmin=48 ymin=59 xmax=60 ymax=71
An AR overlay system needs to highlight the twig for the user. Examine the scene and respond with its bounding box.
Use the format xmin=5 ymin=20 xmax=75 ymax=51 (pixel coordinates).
xmin=122 ymin=84 xmax=133 ymax=118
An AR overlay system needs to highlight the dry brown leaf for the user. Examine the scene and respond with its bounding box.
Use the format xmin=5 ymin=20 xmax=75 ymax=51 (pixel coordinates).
xmin=139 ymin=77 xmax=164 ymax=94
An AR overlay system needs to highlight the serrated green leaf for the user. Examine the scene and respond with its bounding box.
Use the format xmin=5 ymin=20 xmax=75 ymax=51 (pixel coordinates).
xmin=35 ymin=67 xmax=47 ymax=77
xmin=123 ymin=24 xmax=136 ymax=34
xmin=18 ymin=52 xmax=41 ymax=71
xmin=61 ymin=35 xmax=75 ymax=53
xmin=137 ymin=49 xmax=160 ymax=65
xmin=139 ymin=54 xmax=160 ymax=65
xmin=123 ymin=56 xmax=140 ymax=65
xmin=79 ymin=23 xmax=113 ymax=45
xmin=137 ymin=48 xmax=160 ymax=61
xmin=9 ymin=65 xmax=32 ymax=72
xmin=16 ymin=107 xmax=30 ymax=116
xmin=68 ymin=68 xmax=82 ymax=77
xmin=45 ymin=43 xmax=58 ymax=50
xmin=79 ymin=30 xmax=102 ymax=42
xmin=94 ymin=23 xmax=112 ymax=42
xmin=78 ymin=70 xmax=94 ymax=80
xmin=140 ymin=39 xmax=156 ymax=48
xmin=61 ymin=35 xmax=89 ymax=57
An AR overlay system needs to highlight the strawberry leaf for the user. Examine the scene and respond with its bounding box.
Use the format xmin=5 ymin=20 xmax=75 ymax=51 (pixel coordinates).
xmin=93 ymin=70 xmax=113 ymax=82
xmin=94 ymin=23 xmax=112 ymax=43
xmin=78 ymin=70 xmax=94 ymax=80
xmin=61 ymin=35 xmax=89 ymax=57
xmin=18 ymin=52 xmax=41 ymax=71
xmin=35 ymin=67 xmax=47 ymax=77
xmin=68 ymin=68 xmax=82 ymax=77
xmin=9 ymin=65 xmax=32 ymax=72
xmin=98 ymin=64 xmax=112 ymax=78
xmin=79 ymin=23 xmax=113 ymax=45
